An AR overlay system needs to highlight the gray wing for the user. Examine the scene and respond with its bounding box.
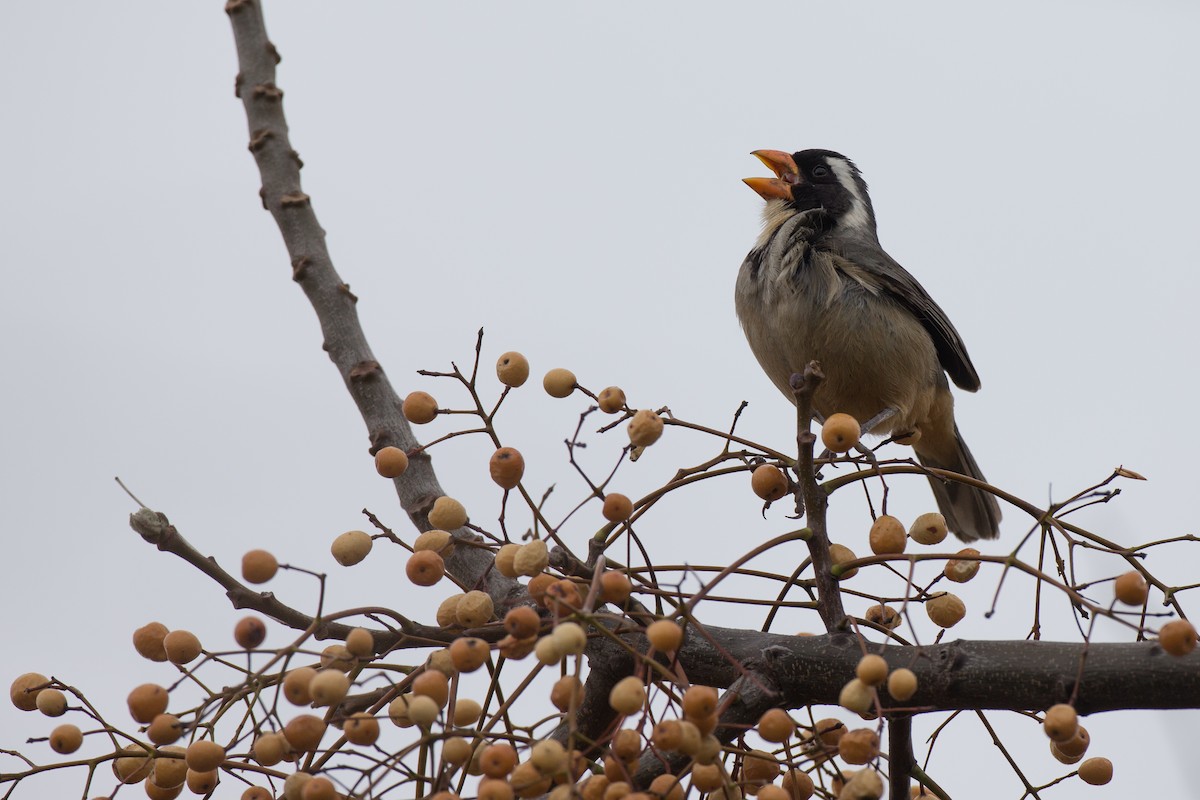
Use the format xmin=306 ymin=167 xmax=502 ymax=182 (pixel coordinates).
xmin=839 ymin=240 xmax=981 ymax=391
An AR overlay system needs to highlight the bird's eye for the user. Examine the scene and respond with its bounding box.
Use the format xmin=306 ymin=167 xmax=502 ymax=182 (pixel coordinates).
xmin=811 ymin=165 xmax=829 ymax=178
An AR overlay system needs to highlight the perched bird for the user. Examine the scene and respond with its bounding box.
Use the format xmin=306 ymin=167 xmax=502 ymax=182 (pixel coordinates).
xmin=736 ymin=148 xmax=1001 ymax=541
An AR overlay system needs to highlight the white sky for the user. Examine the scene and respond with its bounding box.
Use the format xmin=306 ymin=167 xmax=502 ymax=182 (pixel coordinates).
xmin=2 ymin=3 xmax=1198 ymax=798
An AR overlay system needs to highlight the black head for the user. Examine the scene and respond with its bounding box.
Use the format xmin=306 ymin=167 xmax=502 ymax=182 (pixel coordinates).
xmin=745 ymin=148 xmax=878 ymax=236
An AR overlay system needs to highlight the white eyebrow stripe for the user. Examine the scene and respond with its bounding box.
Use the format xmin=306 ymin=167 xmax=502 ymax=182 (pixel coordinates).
xmin=829 ymin=157 xmax=872 ymax=232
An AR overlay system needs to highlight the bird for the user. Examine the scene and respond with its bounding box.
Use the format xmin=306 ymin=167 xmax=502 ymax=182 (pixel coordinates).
xmin=736 ymin=148 xmax=1001 ymax=541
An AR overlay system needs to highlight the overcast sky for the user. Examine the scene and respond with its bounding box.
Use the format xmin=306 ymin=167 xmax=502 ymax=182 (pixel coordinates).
xmin=2 ymin=3 xmax=1198 ymax=798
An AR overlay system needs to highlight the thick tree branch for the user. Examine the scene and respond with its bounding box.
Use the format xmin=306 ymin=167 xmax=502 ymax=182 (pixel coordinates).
xmin=224 ymin=0 xmax=520 ymax=606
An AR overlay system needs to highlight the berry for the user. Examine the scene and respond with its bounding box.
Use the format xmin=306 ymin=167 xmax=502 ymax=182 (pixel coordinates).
xmin=1043 ymin=703 xmax=1078 ymax=742
xmin=455 ymin=590 xmax=495 ymax=627
xmin=241 ymin=550 xmax=278 ymax=584
xmin=543 ymin=368 xmax=577 ymax=398
xmin=839 ymin=678 xmax=873 ymax=714
xmin=185 ymin=739 xmax=226 ymax=772
xmin=283 ymin=714 xmax=327 ymax=752
xmin=496 ymin=351 xmax=530 ymax=387
xmin=495 ymin=543 xmax=521 ymax=577
xmin=513 ymin=539 xmax=550 ymax=577
xmin=887 ymin=668 xmax=918 ymax=701
xmin=234 ymin=616 xmax=268 ymax=649
xmin=944 ymin=548 xmax=981 ymax=583
xmin=1159 ymin=619 xmax=1198 ymax=656
xmin=163 ymin=630 xmax=202 ymax=665
xmin=331 ymin=530 xmax=373 ymax=566
xmin=127 ymin=683 xmax=169 ymax=723
xmin=448 ymin=637 xmax=490 ymax=672
xmin=602 ymin=493 xmax=634 ymax=522
xmin=1114 ymin=570 xmax=1149 ymax=606
xmin=925 ymin=592 xmax=966 ymax=628
xmin=627 ymin=409 xmax=664 ymax=447
xmin=608 ymin=676 xmax=645 ymax=715
xmin=1078 ymin=756 xmax=1113 ymax=785
xmin=428 ymin=496 xmax=468 ymax=530
xmin=402 ymin=391 xmax=438 ymax=424
xmin=481 ymin=743 xmax=518 ymax=778
xmin=308 ymin=669 xmax=350 ymax=707
xmin=828 ymin=543 xmax=859 ymax=580
xmin=489 ymin=447 xmax=526 ymax=489
xmin=598 ymin=386 xmax=626 ymax=414
xmin=868 ymin=515 xmax=907 ymax=555
xmin=132 ymin=622 xmax=171 ymax=661
xmin=551 ymin=676 xmax=582 ymax=712
xmin=757 ymin=708 xmax=795 ymax=743
xmin=283 ymin=667 xmax=317 ymax=705
xmin=838 ymin=728 xmax=880 ymax=765
xmin=855 ymin=654 xmax=889 ymax=686
xmin=646 ymin=620 xmax=683 ymax=651
xmin=682 ymin=686 xmax=718 ymax=720
xmin=406 ymin=550 xmax=446 ymax=586
xmin=374 ymin=446 xmax=409 ymax=478
xmin=147 ymin=713 xmax=182 ymax=745
xmin=48 ymin=723 xmax=82 ymax=754
xmin=909 ymin=512 xmax=948 ymax=546
xmin=750 ymin=464 xmax=789 ymax=502
xmin=821 ymin=413 xmax=861 ymax=452
xmin=599 ymin=570 xmax=632 ymax=603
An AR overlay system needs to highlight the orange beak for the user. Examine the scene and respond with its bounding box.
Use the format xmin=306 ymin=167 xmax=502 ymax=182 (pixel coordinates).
xmin=743 ymin=149 xmax=800 ymax=201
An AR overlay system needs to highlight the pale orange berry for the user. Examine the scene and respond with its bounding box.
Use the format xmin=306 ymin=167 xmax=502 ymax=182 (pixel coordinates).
xmin=925 ymin=592 xmax=966 ymax=628
xmin=496 ymin=352 xmax=530 ymax=387
xmin=132 ymin=622 xmax=171 ymax=661
xmin=127 ymin=683 xmax=169 ymax=723
xmin=185 ymin=739 xmax=226 ymax=772
xmin=543 ymin=368 xmax=577 ymax=398
xmin=163 ymin=630 xmax=202 ymax=665
xmin=402 ymin=391 xmax=438 ymax=424
xmin=757 ymin=708 xmax=795 ymax=743
xmin=828 ymin=543 xmax=859 ymax=579
xmin=1159 ymin=619 xmax=1198 ymax=656
xmin=646 ymin=620 xmax=684 ymax=651
xmin=331 ymin=530 xmax=373 ymax=566
xmin=750 ymin=464 xmax=789 ymax=502
xmin=406 ymin=550 xmax=446 ymax=586
xmin=909 ymin=512 xmax=948 ymax=545
xmin=598 ymin=386 xmax=627 ymax=414
xmin=869 ymin=515 xmax=906 ymax=555
xmin=374 ymin=446 xmax=409 ymax=478
xmin=1043 ymin=703 xmax=1078 ymax=742
xmin=448 ymin=637 xmax=490 ymax=672
xmin=234 ymin=616 xmax=268 ymax=649
xmin=241 ymin=550 xmax=278 ymax=584
xmin=627 ymin=409 xmax=664 ymax=447
xmin=944 ymin=548 xmax=982 ymax=583
xmin=1078 ymin=756 xmax=1113 ymax=785
xmin=428 ymin=496 xmax=468 ymax=530
xmin=855 ymin=654 xmax=889 ymax=686
xmin=1114 ymin=570 xmax=1149 ymax=605
xmin=489 ymin=447 xmax=525 ymax=489
xmin=48 ymin=723 xmax=82 ymax=754
xmin=821 ymin=413 xmax=861 ymax=452
xmin=887 ymin=668 xmax=918 ymax=701
xmin=602 ymin=493 xmax=634 ymax=522
xmin=608 ymin=676 xmax=645 ymax=715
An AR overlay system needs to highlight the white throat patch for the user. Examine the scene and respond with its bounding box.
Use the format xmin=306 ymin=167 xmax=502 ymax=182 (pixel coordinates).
xmin=829 ymin=158 xmax=872 ymax=233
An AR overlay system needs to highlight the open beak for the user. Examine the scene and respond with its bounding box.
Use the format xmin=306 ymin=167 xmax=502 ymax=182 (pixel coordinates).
xmin=743 ymin=149 xmax=800 ymax=201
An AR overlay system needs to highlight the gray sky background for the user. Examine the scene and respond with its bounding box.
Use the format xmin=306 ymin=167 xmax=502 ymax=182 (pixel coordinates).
xmin=2 ymin=3 xmax=1198 ymax=798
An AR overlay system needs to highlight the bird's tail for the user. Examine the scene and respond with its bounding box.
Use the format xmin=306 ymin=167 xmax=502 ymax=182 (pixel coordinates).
xmin=914 ymin=423 xmax=1001 ymax=542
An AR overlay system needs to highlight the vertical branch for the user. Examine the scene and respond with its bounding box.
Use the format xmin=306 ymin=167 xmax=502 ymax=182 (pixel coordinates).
xmin=791 ymin=362 xmax=847 ymax=631
xmin=224 ymin=0 xmax=519 ymax=603
xmin=888 ymin=714 xmax=914 ymax=800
